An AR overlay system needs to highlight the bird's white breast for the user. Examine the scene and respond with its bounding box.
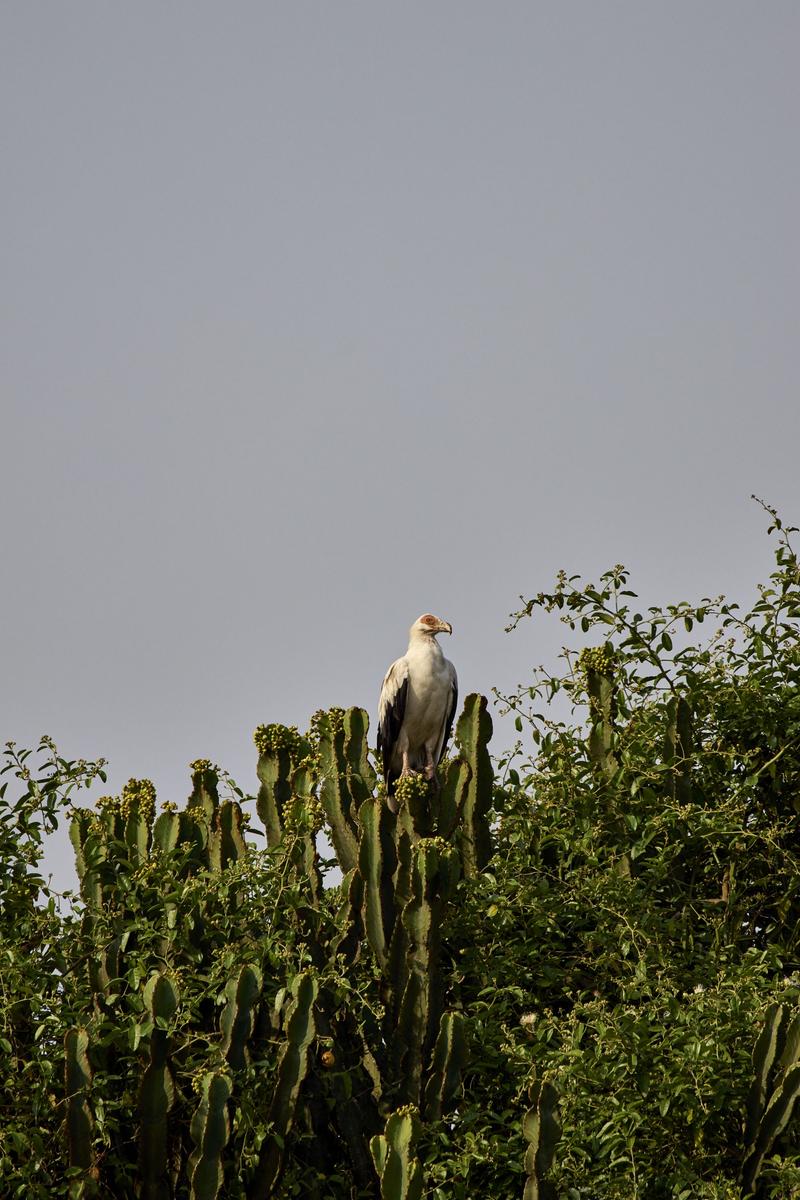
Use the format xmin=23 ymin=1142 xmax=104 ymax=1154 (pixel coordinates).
xmin=402 ymin=641 xmax=452 ymax=745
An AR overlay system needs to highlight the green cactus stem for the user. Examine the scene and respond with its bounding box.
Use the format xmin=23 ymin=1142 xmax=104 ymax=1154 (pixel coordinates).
xmin=316 ymin=708 xmax=360 ymax=874
xmin=254 ymin=724 xmax=308 ymax=849
xmin=582 ymin=646 xmax=618 ymax=782
xmin=251 ymin=971 xmax=319 ymax=1200
xmin=370 ymin=1107 xmax=423 ymax=1200
xmin=359 ymin=797 xmax=398 ymax=968
xmin=187 ymin=760 xmax=220 ymax=824
xmin=664 ymin=695 xmax=693 ymax=804
xmin=64 ymin=1026 xmax=94 ymax=1183
xmin=138 ymin=974 xmax=179 ymax=1200
xmin=423 ymin=1010 xmax=468 ymax=1121
xmin=391 ymin=840 xmax=459 ymax=1104
xmin=455 ymin=694 xmax=494 ymax=877
xmin=219 ymin=964 xmax=262 ymax=1072
xmin=187 ymin=1071 xmax=233 ymax=1200
xmin=522 ymin=1078 xmax=561 ymax=1200
xmin=152 ymin=808 xmax=180 ymax=856
xmin=741 ymin=1004 xmax=800 ymax=1195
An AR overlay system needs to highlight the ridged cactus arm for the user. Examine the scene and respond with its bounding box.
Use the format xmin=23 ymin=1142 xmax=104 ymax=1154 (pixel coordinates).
xmin=744 ymin=1003 xmax=786 ymax=1144
xmin=392 ymin=840 xmax=458 ymax=1103
xmin=64 ymin=1027 xmax=94 ymax=1179
xmin=664 ymin=695 xmax=694 ymax=804
xmin=436 ymin=756 xmax=472 ymax=841
xmin=187 ymin=760 xmax=220 ymax=822
xmin=522 ymin=1078 xmax=561 ymax=1200
xmin=314 ymin=708 xmax=360 ymax=874
xmin=332 ymin=867 xmax=365 ymax=964
xmin=741 ymin=1004 xmax=800 ymax=1195
xmin=217 ymin=800 xmax=247 ymax=868
xmin=152 ymin=808 xmax=180 ymax=856
xmin=423 ymin=1010 xmax=468 ymax=1122
xmin=455 ymin=694 xmax=494 ymax=877
xmin=370 ymin=1107 xmax=423 ymax=1200
xmin=187 ymin=1071 xmax=233 ymax=1200
xmin=358 ymin=797 xmax=398 ymax=968
xmin=138 ymin=974 xmax=179 ymax=1200
xmin=344 ymin=707 xmax=377 ymax=795
xmin=582 ymin=646 xmax=618 ymax=781
xmin=254 ymin=725 xmax=307 ymax=850
xmin=121 ymin=778 xmax=156 ymax=865
xmin=69 ymin=811 xmax=105 ymax=910
xmin=219 ymin=964 xmax=262 ymax=1071
xmin=251 ymin=971 xmax=319 ymax=1200
xmin=742 ymin=1062 xmax=800 ymax=1195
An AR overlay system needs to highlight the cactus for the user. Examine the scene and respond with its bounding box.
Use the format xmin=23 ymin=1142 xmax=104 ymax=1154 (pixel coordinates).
xmin=455 ymin=694 xmax=494 ymax=877
xmin=359 ymin=796 xmax=398 ymax=968
xmin=187 ymin=1071 xmax=233 ymax=1200
xmin=391 ymin=839 xmax=459 ymax=1104
xmin=435 ymin=755 xmax=472 ymax=841
xmin=64 ymin=1026 xmax=94 ymax=1186
xmin=252 ymin=971 xmax=319 ymax=1199
xmin=219 ymin=964 xmax=262 ymax=1071
xmin=316 ymin=708 xmax=361 ymax=874
xmin=187 ymin=760 xmax=220 ymax=823
xmin=370 ymin=1107 xmax=423 ymax=1200
xmin=423 ymin=1010 xmax=468 ymax=1121
xmin=138 ymin=974 xmax=179 ymax=1200
xmin=254 ymin=725 xmax=308 ymax=849
xmin=582 ymin=646 xmax=618 ymax=782
xmin=333 ymin=867 xmax=365 ymax=963
xmin=741 ymin=1004 xmax=800 ymax=1195
xmin=152 ymin=808 xmax=180 ymax=855
xmin=522 ymin=1078 xmax=561 ymax=1200
xmin=122 ymin=778 xmax=156 ymax=865
xmin=664 ymin=695 xmax=693 ymax=804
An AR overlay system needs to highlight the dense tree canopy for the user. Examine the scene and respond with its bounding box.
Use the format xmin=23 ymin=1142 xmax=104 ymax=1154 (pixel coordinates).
xmin=2 ymin=504 xmax=800 ymax=1198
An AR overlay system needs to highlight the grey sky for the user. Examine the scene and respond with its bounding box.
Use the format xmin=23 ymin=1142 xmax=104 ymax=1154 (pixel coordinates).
xmin=2 ymin=4 xmax=798 ymax=891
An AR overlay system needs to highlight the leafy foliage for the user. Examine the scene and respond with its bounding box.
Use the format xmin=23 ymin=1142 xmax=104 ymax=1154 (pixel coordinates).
xmin=2 ymin=502 xmax=800 ymax=1197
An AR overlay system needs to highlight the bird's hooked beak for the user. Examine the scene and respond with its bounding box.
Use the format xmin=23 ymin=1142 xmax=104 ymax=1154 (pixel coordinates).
xmin=438 ymin=620 xmax=453 ymax=636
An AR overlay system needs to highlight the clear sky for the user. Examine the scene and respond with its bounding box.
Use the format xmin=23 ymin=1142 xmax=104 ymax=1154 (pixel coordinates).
xmin=3 ymin=3 xmax=798 ymax=891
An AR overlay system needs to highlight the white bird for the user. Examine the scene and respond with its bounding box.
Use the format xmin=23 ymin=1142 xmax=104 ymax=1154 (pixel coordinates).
xmin=377 ymin=613 xmax=458 ymax=809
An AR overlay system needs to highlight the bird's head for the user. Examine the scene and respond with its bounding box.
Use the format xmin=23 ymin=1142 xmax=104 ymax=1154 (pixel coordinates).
xmin=410 ymin=613 xmax=453 ymax=639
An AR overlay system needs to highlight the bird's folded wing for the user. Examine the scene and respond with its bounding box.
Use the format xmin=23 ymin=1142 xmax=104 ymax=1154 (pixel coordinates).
xmin=436 ymin=662 xmax=459 ymax=764
xmin=377 ymin=656 xmax=409 ymax=775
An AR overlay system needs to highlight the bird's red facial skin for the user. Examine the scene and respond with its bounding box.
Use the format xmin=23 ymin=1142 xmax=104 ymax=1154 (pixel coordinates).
xmin=421 ymin=614 xmax=438 ymax=625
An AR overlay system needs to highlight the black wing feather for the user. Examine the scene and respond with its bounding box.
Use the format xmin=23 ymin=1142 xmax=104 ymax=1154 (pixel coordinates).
xmin=377 ymin=671 xmax=408 ymax=791
xmin=438 ymin=675 xmax=458 ymax=764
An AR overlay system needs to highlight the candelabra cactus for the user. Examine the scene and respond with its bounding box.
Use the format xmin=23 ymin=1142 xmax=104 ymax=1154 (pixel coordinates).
xmin=64 ymin=691 xmax=496 ymax=1198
